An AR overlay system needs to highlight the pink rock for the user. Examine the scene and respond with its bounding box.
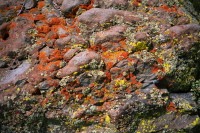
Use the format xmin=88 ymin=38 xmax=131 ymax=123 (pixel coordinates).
xmin=60 ymin=0 xmax=89 ymax=15
xmin=77 ymin=8 xmax=141 ymax=32
xmin=169 ymin=23 xmax=200 ymax=37
xmin=107 ymin=0 xmax=129 ymax=8
xmin=57 ymin=51 xmax=101 ymax=78
xmin=63 ymin=48 xmax=80 ymax=61
xmin=94 ymin=25 xmax=127 ymax=44
xmin=77 ymin=8 xmax=119 ymax=30
xmin=134 ymin=32 xmax=148 ymax=41
xmin=177 ymin=17 xmax=190 ymax=25
xmin=54 ymin=35 xmax=86 ymax=49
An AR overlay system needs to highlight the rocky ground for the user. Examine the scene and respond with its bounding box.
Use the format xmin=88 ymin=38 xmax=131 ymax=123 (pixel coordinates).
xmin=0 ymin=0 xmax=200 ymax=132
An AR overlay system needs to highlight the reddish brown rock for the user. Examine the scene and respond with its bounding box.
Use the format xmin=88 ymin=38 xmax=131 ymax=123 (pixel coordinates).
xmin=94 ymin=25 xmax=127 ymax=44
xmin=57 ymin=51 xmax=101 ymax=78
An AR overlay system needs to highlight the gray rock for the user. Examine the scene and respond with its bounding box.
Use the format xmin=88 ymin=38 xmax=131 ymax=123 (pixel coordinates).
xmin=25 ymin=0 xmax=37 ymax=9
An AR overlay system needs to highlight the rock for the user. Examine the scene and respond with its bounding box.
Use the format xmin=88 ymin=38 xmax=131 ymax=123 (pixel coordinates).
xmin=0 ymin=16 xmax=7 ymax=25
xmin=27 ymin=65 xmax=44 ymax=86
xmin=136 ymin=113 xmax=200 ymax=132
xmin=60 ymin=0 xmax=90 ymax=15
xmin=63 ymin=48 xmax=80 ymax=61
xmin=94 ymin=25 xmax=127 ymax=44
xmin=77 ymin=8 xmax=141 ymax=32
xmin=25 ymin=0 xmax=37 ymax=10
xmin=39 ymin=79 xmax=60 ymax=91
xmin=134 ymin=32 xmax=148 ymax=41
xmin=106 ymin=0 xmax=129 ymax=9
xmin=0 ymin=61 xmax=31 ymax=90
xmin=77 ymin=70 xmax=106 ymax=86
xmin=54 ymin=35 xmax=86 ymax=49
xmin=169 ymin=23 xmax=200 ymax=37
xmin=170 ymin=92 xmax=197 ymax=114
xmin=57 ymin=51 xmax=101 ymax=78
xmin=77 ymin=8 xmax=118 ymax=31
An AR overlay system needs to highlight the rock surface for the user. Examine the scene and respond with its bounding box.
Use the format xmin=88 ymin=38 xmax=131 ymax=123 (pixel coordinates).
xmin=0 ymin=0 xmax=200 ymax=132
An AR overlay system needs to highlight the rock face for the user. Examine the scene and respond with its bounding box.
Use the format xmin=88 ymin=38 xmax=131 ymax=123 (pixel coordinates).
xmin=0 ymin=0 xmax=200 ymax=132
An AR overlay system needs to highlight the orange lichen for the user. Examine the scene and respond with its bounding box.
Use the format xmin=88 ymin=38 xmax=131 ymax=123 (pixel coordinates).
xmin=106 ymin=62 xmax=114 ymax=70
xmin=43 ymin=98 xmax=48 ymax=104
xmin=130 ymin=75 xmax=138 ymax=84
xmin=38 ymin=1 xmax=45 ymax=9
xmin=36 ymin=25 xmax=51 ymax=33
xmin=154 ymin=5 xmax=182 ymax=14
xmin=152 ymin=66 xmax=159 ymax=73
xmin=65 ymin=0 xmax=94 ymax=18
xmin=59 ymin=34 xmax=69 ymax=38
xmin=157 ymin=58 xmax=163 ymax=64
xmin=61 ymin=89 xmax=70 ymax=101
xmin=59 ymin=17 xmax=67 ymax=25
xmin=36 ymin=33 xmax=46 ymax=38
xmin=166 ymin=102 xmax=177 ymax=111
xmin=29 ymin=8 xmax=39 ymax=13
xmin=49 ymin=49 xmax=63 ymax=61
xmin=34 ymin=14 xmax=46 ymax=20
xmin=8 ymin=22 xmax=16 ymax=30
xmin=118 ymin=51 xmax=129 ymax=61
xmin=19 ymin=13 xmax=34 ymax=20
xmin=47 ymin=17 xmax=61 ymax=26
xmin=38 ymin=51 xmax=49 ymax=63
xmin=51 ymin=25 xmax=69 ymax=33
xmin=41 ymin=61 xmax=61 ymax=71
xmin=105 ymin=72 xmax=111 ymax=82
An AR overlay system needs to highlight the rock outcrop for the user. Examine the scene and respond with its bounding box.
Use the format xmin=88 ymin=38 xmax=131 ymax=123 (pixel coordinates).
xmin=0 ymin=0 xmax=200 ymax=132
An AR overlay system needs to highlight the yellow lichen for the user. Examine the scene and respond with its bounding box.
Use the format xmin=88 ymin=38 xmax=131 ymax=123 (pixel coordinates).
xmin=105 ymin=113 xmax=111 ymax=124
xmin=190 ymin=117 xmax=199 ymax=126
xmin=130 ymin=41 xmax=148 ymax=51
